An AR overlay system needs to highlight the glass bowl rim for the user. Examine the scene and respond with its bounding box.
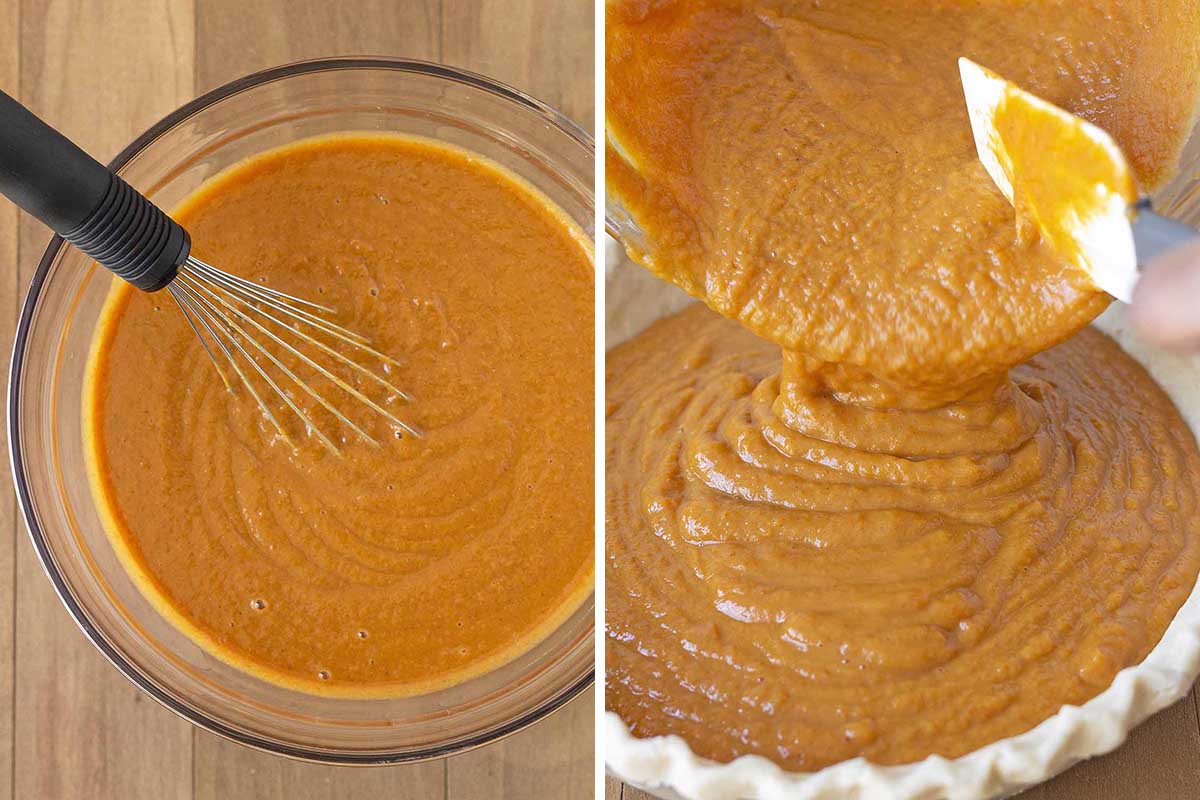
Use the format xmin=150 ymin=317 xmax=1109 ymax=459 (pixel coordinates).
xmin=6 ymin=55 xmax=596 ymax=765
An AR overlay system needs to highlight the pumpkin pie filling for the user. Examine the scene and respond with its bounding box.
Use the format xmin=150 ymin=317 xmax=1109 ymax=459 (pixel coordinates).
xmin=606 ymin=0 xmax=1200 ymax=770
xmin=85 ymin=134 xmax=594 ymax=696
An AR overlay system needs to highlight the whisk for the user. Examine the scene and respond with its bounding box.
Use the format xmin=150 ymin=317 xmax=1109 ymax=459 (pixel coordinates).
xmin=0 ymin=89 xmax=419 ymax=452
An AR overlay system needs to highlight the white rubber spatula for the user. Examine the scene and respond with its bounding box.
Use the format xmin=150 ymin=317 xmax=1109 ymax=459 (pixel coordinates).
xmin=958 ymin=57 xmax=1197 ymax=303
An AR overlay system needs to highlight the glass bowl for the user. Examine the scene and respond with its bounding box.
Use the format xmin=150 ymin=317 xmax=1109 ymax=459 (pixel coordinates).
xmin=8 ymin=57 xmax=594 ymax=764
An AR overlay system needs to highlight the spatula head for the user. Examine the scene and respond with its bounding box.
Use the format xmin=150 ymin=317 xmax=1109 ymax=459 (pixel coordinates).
xmin=958 ymin=57 xmax=1139 ymax=302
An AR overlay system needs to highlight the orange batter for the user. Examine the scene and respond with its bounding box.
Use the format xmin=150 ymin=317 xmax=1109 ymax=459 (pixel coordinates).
xmin=606 ymin=0 xmax=1200 ymax=770
xmin=85 ymin=134 xmax=594 ymax=696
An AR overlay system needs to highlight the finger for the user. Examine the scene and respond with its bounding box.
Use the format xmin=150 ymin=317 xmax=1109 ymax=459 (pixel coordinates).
xmin=1129 ymin=240 xmax=1200 ymax=349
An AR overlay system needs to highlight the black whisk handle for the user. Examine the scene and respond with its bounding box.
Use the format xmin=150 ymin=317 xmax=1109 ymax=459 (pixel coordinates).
xmin=64 ymin=174 xmax=190 ymax=291
xmin=0 ymin=88 xmax=108 ymax=231
xmin=0 ymin=88 xmax=188 ymax=291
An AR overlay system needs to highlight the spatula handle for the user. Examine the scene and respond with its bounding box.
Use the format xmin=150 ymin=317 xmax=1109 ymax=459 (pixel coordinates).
xmin=1132 ymin=199 xmax=1198 ymax=266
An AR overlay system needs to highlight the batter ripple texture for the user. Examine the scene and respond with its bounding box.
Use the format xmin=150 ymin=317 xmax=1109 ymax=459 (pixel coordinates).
xmin=607 ymin=307 xmax=1200 ymax=769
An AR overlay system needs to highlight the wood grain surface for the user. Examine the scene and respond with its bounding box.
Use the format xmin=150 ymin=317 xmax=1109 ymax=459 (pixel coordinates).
xmin=0 ymin=1 xmax=594 ymax=798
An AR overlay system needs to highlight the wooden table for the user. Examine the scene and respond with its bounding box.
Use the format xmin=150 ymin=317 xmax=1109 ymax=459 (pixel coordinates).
xmin=0 ymin=2 xmax=593 ymax=798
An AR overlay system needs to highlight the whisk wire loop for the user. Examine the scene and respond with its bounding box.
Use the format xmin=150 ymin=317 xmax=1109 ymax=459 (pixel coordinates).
xmin=187 ymin=256 xmax=334 ymax=313
xmin=174 ymin=276 xmax=383 ymax=449
xmin=168 ymin=284 xmax=294 ymax=445
xmin=170 ymin=289 xmax=231 ymax=392
xmin=167 ymin=255 xmax=420 ymax=452
xmin=171 ymin=279 xmax=342 ymax=452
xmin=180 ymin=272 xmax=413 ymax=401
xmin=187 ymin=258 xmax=372 ymax=347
